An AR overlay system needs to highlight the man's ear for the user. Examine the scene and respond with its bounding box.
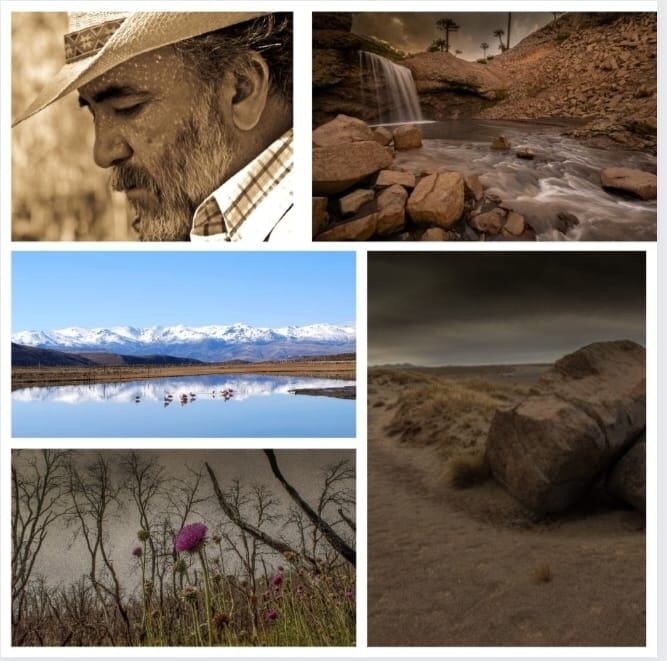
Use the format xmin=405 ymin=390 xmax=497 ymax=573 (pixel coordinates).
xmin=228 ymin=52 xmax=270 ymax=132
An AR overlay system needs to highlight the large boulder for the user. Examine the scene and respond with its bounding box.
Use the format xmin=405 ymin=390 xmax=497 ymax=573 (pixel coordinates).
xmin=406 ymin=172 xmax=464 ymax=228
xmin=420 ymin=227 xmax=450 ymax=241
xmin=339 ymin=189 xmax=374 ymax=216
xmin=486 ymin=340 xmax=646 ymax=514
xmin=470 ymin=208 xmax=504 ymax=235
xmin=393 ymin=125 xmax=422 ymax=150
xmin=312 ymin=114 xmax=374 ymax=147
xmin=372 ymin=127 xmax=393 ymax=146
xmin=375 ymin=170 xmax=416 ymax=189
xmin=376 ymin=184 xmax=408 ymax=236
xmin=606 ymin=433 xmax=646 ymax=512
xmin=313 ymin=141 xmax=394 ymax=195
xmin=315 ymin=213 xmax=377 ymax=241
xmin=600 ymin=167 xmax=657 ymax=200
xmin=404 ymin=51 xmax=508 ymax=100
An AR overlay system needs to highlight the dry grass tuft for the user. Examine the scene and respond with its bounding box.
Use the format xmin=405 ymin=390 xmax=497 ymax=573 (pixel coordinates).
xmin=532 ymin=563 xmax=553 ymax=583
xmin=447 ymin=452 xmax=491 ymax=490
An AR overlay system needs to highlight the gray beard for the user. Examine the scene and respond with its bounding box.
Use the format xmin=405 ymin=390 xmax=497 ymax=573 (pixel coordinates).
xmin=111 ymin=103 xmax=236 ymax=241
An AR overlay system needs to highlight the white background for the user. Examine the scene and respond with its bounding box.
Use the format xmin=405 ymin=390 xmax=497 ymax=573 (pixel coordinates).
xmin=0 ymin=0 xmax=661 ymax=659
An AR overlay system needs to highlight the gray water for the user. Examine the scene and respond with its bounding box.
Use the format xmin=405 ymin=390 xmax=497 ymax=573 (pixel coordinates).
xmin=12 ymin=374 xmax=356 ymax=438
xmin=359 ymin=51 xmax=423 ymax=124
xmin=393 ymin=119 xmax=656 ymax=241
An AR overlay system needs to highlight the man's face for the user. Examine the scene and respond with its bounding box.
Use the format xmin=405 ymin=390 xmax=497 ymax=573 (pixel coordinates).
xmin=78 ymin=47 xmax=236 ymax=240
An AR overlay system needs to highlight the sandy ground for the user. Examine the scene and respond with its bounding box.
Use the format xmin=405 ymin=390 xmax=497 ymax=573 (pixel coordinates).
xmin=368 ymin=368 xmax=645 ymax=647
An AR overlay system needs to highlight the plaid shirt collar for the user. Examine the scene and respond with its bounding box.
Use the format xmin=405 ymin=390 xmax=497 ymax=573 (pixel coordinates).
xmin=190 ymin=129 xmax=293 ymax=242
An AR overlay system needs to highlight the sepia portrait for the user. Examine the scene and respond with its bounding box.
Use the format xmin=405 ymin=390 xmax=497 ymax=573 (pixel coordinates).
xmin=12 ymin=12 xmax=293 ymax=242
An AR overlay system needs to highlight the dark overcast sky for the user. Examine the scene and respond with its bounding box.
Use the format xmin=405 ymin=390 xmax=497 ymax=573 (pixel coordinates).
xmin=368 ymin=252 xmax=645 ymax=366
xmin=352 ymin=13 xmax=553 ymax=61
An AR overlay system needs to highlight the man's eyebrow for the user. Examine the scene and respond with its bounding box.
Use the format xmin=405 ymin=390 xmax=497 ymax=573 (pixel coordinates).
xmin=78 ymin=85 xmax=150 ymax=106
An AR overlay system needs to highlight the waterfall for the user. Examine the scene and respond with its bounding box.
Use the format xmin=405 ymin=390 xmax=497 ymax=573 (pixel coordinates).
xmin=359 ymin=51 xmax=423 ymax=124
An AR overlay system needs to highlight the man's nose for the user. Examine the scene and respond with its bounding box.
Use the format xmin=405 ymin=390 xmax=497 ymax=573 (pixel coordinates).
xmin=93 ymin=118 xmax=132 ymax=168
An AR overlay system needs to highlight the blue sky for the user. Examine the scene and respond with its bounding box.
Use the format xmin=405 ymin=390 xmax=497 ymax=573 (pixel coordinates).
xmin=12 ymin=252 xmax=355 ymax=331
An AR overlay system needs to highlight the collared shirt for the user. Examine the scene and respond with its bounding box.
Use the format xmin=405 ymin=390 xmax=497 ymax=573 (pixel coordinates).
xmin=190 ymin=129 xmax=294 ymax=243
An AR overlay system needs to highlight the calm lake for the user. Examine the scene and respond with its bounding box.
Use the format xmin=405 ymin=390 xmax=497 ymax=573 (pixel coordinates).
xmin=12 ymin=374 xmax=356 ymax=438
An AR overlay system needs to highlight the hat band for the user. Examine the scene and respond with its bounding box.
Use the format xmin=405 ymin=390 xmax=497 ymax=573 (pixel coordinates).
xmin=64 ymin=18 xmax=126 ymax=64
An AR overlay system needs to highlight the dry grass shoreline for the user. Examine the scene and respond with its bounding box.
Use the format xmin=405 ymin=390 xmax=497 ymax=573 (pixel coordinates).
xmin=12 ymin=361 xmax=356 ymax=390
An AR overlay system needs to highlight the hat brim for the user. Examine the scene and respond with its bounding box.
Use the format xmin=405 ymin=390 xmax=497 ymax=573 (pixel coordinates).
xmin=13 ymin=12 xmax=269 ymax=126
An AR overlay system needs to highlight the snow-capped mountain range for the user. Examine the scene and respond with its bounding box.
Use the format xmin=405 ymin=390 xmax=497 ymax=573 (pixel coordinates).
xmin=12 ymin=323 xmax=356 ymax=362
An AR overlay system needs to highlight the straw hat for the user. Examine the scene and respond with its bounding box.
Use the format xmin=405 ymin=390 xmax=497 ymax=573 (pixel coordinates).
xmin=13 ymin=11 xmax=267 ymax=126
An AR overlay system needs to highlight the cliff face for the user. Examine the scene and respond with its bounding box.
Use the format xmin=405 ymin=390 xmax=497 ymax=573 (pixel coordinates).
xmin=403 ymin=52 xmax=508 ymax=120
xmin=313 ymin=13 xmax=504 ymax=125
xmin=480 ymin=13 xmax=656 ymax=150
xmin=313 ymin=13 xmax=404 ymax=126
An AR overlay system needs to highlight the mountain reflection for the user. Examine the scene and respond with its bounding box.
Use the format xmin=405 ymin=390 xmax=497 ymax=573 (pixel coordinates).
xmin=13 ymin=374 xmax=355 ymax=405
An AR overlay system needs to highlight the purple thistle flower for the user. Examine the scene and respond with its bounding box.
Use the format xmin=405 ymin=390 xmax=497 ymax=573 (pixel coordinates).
xmin=265 ymin=608 xmax=279 ymax=621
xmin=271 ymin=574 xmax=283 ymax=588
xmin=174 ymin=522 xmax=208 ymax=553
xmin=132 ymin=546 xmax=143 ymax=558
xmin=345 ymin=590 xmax=355 ymax=600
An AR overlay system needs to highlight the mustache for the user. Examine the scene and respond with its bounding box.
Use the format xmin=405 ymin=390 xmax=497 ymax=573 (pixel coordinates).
xmin=110 ymin=165 xmax=160 ymax=197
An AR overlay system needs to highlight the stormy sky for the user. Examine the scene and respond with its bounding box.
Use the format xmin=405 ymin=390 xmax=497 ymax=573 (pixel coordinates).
xmin=368 ymin=252 xmax=645 ymax=366
xmin=352 ymin=12 xmax=553 ymax=61
xmin=13 ymin=449 xmax=354 ymax=589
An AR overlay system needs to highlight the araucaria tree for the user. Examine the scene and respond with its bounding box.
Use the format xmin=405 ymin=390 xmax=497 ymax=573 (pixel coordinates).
xmin=494 ymin=28 xmax=506 ymax=52
xmin=436 ymin=17 xmax=460 ymax=53
xmin=428 ymin=37 xmax=447 ymax=52
xmin=481 ymin=42 xmax=489 ymax=58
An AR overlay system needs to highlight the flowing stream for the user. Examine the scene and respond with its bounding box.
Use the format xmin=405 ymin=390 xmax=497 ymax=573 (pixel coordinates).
xmin=392 ymin=119 xmax=656 ymax=240
xmin=359 ymin=51 xmax=423 ymax=124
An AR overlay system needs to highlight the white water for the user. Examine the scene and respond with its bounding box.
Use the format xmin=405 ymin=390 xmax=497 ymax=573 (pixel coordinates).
xmin=359 ymin=51 xmax=423 ymax=124
xmin=392 ymin=119 xmax=656 ymax=241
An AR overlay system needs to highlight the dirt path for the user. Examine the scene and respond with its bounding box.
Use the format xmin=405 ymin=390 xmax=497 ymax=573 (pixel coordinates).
xmin=368 ymin=386 xmax=645 ymax=647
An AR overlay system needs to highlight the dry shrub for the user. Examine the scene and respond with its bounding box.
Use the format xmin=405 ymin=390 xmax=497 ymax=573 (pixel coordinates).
xmin=532 ymin=563 xmax=553 ymax=583
xmin=447 ymin=452 xmax=491 ymax=490
xmin=384 ymin=377 xmax=526 ymax=457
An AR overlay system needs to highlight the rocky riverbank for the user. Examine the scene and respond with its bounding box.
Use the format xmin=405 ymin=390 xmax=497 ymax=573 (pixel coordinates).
xmin=312 ymin=115 xmax=656 ymax=241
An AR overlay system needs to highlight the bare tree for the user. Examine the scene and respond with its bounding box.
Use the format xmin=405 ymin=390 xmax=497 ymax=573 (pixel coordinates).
xmin=11 ymin=450 xmax=68 ymax=624
xmin=263 ymin=450 xmax=356 ymax=566
xmin=122 ymin=452 xmax=166 ymax=584
xmin=205 ymin=462 xmax=317 ymax=569
xmin=66 ymin=454 xmax=131 ymax=644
